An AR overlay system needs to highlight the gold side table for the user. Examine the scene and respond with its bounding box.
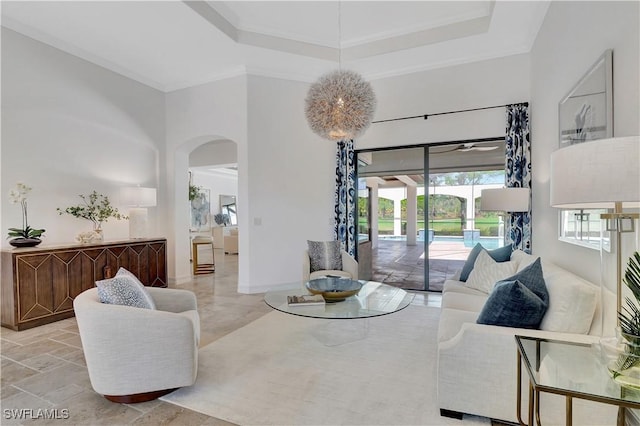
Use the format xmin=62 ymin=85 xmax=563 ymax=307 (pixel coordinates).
xmin=192 ymin=236 xmax=215 ymax=275
xmin=515 ymin=335 xmax=640 ymax=426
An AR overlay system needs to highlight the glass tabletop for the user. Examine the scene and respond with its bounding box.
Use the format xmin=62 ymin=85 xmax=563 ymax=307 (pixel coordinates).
xmin=515 ymin=335 xmax=640 ymax=406
xmin=264 ymin=281 xmax=414 ymax=319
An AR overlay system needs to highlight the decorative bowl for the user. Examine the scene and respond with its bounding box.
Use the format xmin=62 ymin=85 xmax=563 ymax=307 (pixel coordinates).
xmin=9 ymin=238 xmax=42 ymax=248
xmin=305 ymin=277 xmax=363 ymax=302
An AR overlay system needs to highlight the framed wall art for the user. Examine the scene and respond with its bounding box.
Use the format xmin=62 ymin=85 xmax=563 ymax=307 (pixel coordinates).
xmin=557 ymin=49 xmax=614 ymax=251
xmin=190 ymin=188 xmax=211 ymax=232
xmin=558 ymin=49 xmax=613 ymax=147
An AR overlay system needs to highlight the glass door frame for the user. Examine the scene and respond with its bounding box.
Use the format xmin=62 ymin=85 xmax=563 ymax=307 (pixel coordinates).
xmin=355 ymin=136 xmax=503 ymax=292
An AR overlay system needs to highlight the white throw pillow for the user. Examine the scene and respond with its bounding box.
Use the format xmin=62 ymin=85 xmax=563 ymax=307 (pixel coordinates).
xmin=510 ymin=249 xmax=539 ymax=272
xmin=465 ymin=250 xmax=518 ymax=294
xmin=539 ymin=262 xmax=598 ymax=333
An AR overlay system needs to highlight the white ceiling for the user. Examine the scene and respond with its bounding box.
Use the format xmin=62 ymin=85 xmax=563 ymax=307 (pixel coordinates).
xmin=1 ymin=1 xmax=550 ymax=92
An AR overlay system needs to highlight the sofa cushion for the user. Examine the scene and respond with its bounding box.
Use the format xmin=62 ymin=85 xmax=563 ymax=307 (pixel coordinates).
xmin=442 ymin=291 xmax=488 ymax=312
xmin=477 ymin=258 xmax=549 ymax=329
xmin=115 ymin=267 xmax=156 ymax=309
xmin=465 ymin=250 xmax=518 ymax=294
xmin=540 ymin=262 xmax=598 ymax=333
xmin=307 ymin=240 xmax=342 ymax=272
xmin=442 ymin=280 xmax=487 ymax=296
xmin=95 ymin=275 xmax=156 ymax=310
xmin=459 ymin=243 xmax=513 ymax=282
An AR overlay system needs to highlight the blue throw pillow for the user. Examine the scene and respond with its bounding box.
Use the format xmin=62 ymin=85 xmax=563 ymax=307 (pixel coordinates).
xmin=459 ymin=243 xmax=513 ymax=282
xmin=477 ymin=258 xmax=549 ymax=329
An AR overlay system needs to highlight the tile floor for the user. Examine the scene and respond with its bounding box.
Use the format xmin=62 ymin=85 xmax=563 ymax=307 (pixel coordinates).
xmin=372 ymin=240 xmax=470 ymax=292
xmin=0 ymin=248 xmax=443 ymax=425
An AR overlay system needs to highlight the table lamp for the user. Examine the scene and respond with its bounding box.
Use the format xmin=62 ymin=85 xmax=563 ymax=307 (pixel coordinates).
xmin=480 ymin=187 xmax=530 ymax=247
xmin=550 ymin=136 xmax=640 ymax=327
xmin=120 ymin=187 xmax=157 ymax=239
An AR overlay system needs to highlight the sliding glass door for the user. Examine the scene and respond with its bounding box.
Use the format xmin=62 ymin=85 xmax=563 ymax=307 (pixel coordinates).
xmin=357 ymin=139 xmax=505 ymax=292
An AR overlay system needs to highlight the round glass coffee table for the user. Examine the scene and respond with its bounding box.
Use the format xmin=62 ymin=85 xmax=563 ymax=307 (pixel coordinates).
xmin=264 ymin=281 xmax=414 ymax=319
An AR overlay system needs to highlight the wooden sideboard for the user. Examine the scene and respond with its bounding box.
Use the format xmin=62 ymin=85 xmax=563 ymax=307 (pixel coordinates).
xmin=1 ymin=238 xmax=167 ymax=331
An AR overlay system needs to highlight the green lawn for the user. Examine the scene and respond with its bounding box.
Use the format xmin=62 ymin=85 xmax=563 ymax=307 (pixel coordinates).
xmin=360 ymin=218 xmax=499 ymax=236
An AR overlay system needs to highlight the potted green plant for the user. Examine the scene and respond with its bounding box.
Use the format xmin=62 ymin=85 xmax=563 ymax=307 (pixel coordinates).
xmin=7 ymin=183 xmax=45 ymax=247
xmin=189 ymin=184 xmax=201 ymax=201
xmin=608 ymin=252 xmax=640 ymax=388
xmin=57 ymin=191 xmax=127 ymax=240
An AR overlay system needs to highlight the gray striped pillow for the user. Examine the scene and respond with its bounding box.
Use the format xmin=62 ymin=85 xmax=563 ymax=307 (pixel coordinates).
xmin=307 ymin=240 xmax=342 ymax=272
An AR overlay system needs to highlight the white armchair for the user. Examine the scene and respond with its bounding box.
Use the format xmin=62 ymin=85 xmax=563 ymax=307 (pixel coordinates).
xmin=303 ymin=249 xmax=358 ymax=282
xmin=73 ymin=287 xmax=199 ymax=403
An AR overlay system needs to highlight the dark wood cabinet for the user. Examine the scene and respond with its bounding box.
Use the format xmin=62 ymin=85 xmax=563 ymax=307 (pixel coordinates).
xmin=1 ymin=238 xmax=167 ymax=331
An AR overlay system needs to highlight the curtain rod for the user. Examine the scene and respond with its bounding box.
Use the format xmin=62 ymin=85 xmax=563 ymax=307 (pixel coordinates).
xmin=371 ymin=102 xmax=529 ymax=124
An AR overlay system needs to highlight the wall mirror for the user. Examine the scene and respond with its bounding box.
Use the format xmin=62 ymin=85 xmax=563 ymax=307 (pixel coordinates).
xmin=220 ymin=195 xmax=237 ymax=226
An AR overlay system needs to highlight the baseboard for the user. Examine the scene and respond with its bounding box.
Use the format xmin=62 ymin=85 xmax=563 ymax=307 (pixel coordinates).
xmin=439 ymin=409 xmax=463 ymax=419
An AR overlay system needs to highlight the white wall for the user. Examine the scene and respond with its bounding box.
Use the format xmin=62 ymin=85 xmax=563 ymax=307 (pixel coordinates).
xmin=1 ymin=29 xmax=165 ymax=247
xmin=243 ymin=75 xmax=336 ymax=292
xmin=164 ymin=76 xmax=247 ymax=283
xmin=189 ymin=139 xmax=237 ymax=167
xmin=530 ymin=1 xmax=640 ymax=285
xmin=359 ymin=54 xmax=530 ymax=150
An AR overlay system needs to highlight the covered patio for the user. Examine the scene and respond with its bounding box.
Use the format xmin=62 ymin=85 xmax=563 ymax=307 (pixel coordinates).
xmin=371 ymin=238 xmax=474 ymax=292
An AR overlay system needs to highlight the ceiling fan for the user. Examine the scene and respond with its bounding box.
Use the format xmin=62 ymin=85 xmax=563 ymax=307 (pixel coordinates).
xmin=432 ymin=143 xmax=500 ymax=154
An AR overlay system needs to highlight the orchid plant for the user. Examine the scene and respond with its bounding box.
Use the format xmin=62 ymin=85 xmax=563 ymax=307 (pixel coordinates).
xmin=7 ymin=183 xmax=45 ymax=240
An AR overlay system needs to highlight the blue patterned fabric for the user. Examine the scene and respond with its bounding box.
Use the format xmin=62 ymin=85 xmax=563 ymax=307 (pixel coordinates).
xmin=477 ymin=258 xmax=548 ymax=329
xmin=459 ymin=243 xmax=513 ymax=282
xmin=334 ymin=139 xmax=357 ymax=257
xmin=96 ymin=274 xmax=155 ymax=310
xmin=505 ymin=104 xmax=532 ymax=253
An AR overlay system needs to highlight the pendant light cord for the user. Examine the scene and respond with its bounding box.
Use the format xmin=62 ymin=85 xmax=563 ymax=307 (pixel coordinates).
xmin=338 ymin=0 xmax=342 ymax=70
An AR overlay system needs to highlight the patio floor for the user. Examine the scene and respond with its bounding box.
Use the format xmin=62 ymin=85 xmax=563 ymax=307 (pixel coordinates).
xmin=371 ymin=239 xmax=472 ymax=292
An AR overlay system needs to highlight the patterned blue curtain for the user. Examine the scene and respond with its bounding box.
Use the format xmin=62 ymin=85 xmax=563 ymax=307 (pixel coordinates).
xmin=505 ymin=103 xmax=532 ymax=253
xmin=334 ymin=139 xmax=357 ymax=257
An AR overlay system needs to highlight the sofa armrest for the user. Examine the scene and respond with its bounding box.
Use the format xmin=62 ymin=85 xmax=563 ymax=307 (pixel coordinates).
xmin=437 ymin=320 xmax=602 ymax=423
xmin=147 ymin=287 xmax=197 ymax=313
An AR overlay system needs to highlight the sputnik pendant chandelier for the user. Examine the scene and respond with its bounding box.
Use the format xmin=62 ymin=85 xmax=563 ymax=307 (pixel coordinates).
xmin=304 ymin=1 xmax=376 ymax=141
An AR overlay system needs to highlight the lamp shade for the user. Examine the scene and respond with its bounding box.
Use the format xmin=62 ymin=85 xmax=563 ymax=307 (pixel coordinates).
xmin=120 ymin=187 xmax=157 ymax=207
xmin=550 ymin=136 xmax=640 ymax=208
xmin=480 ymin=187 xmax=530 ymax=212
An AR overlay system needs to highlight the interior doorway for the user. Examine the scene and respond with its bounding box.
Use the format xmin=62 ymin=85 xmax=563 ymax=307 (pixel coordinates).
xmin=356 ymin=139 xmax=505 ymax=291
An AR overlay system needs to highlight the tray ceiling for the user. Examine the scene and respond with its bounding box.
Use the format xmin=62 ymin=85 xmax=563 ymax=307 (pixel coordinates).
xmin=1 ymin=1 xmax=550 ymax=92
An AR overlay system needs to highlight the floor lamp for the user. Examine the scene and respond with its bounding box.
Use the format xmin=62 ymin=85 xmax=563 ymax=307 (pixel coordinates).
xmin=550 ymin=136 xmax=640 ymax=331
xmin=120 ymin=187 xmax=157 ymax=239
xmin=480 ymin=187 xmax=530 ymax=248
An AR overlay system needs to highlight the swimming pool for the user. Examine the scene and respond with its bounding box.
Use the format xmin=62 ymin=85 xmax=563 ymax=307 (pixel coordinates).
xmin=378 ymin=234 xmax=501 ymax=249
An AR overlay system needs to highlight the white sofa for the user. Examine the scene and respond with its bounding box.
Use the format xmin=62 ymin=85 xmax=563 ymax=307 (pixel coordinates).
xmin=437 ymin=249 xmax=618 ymax=424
